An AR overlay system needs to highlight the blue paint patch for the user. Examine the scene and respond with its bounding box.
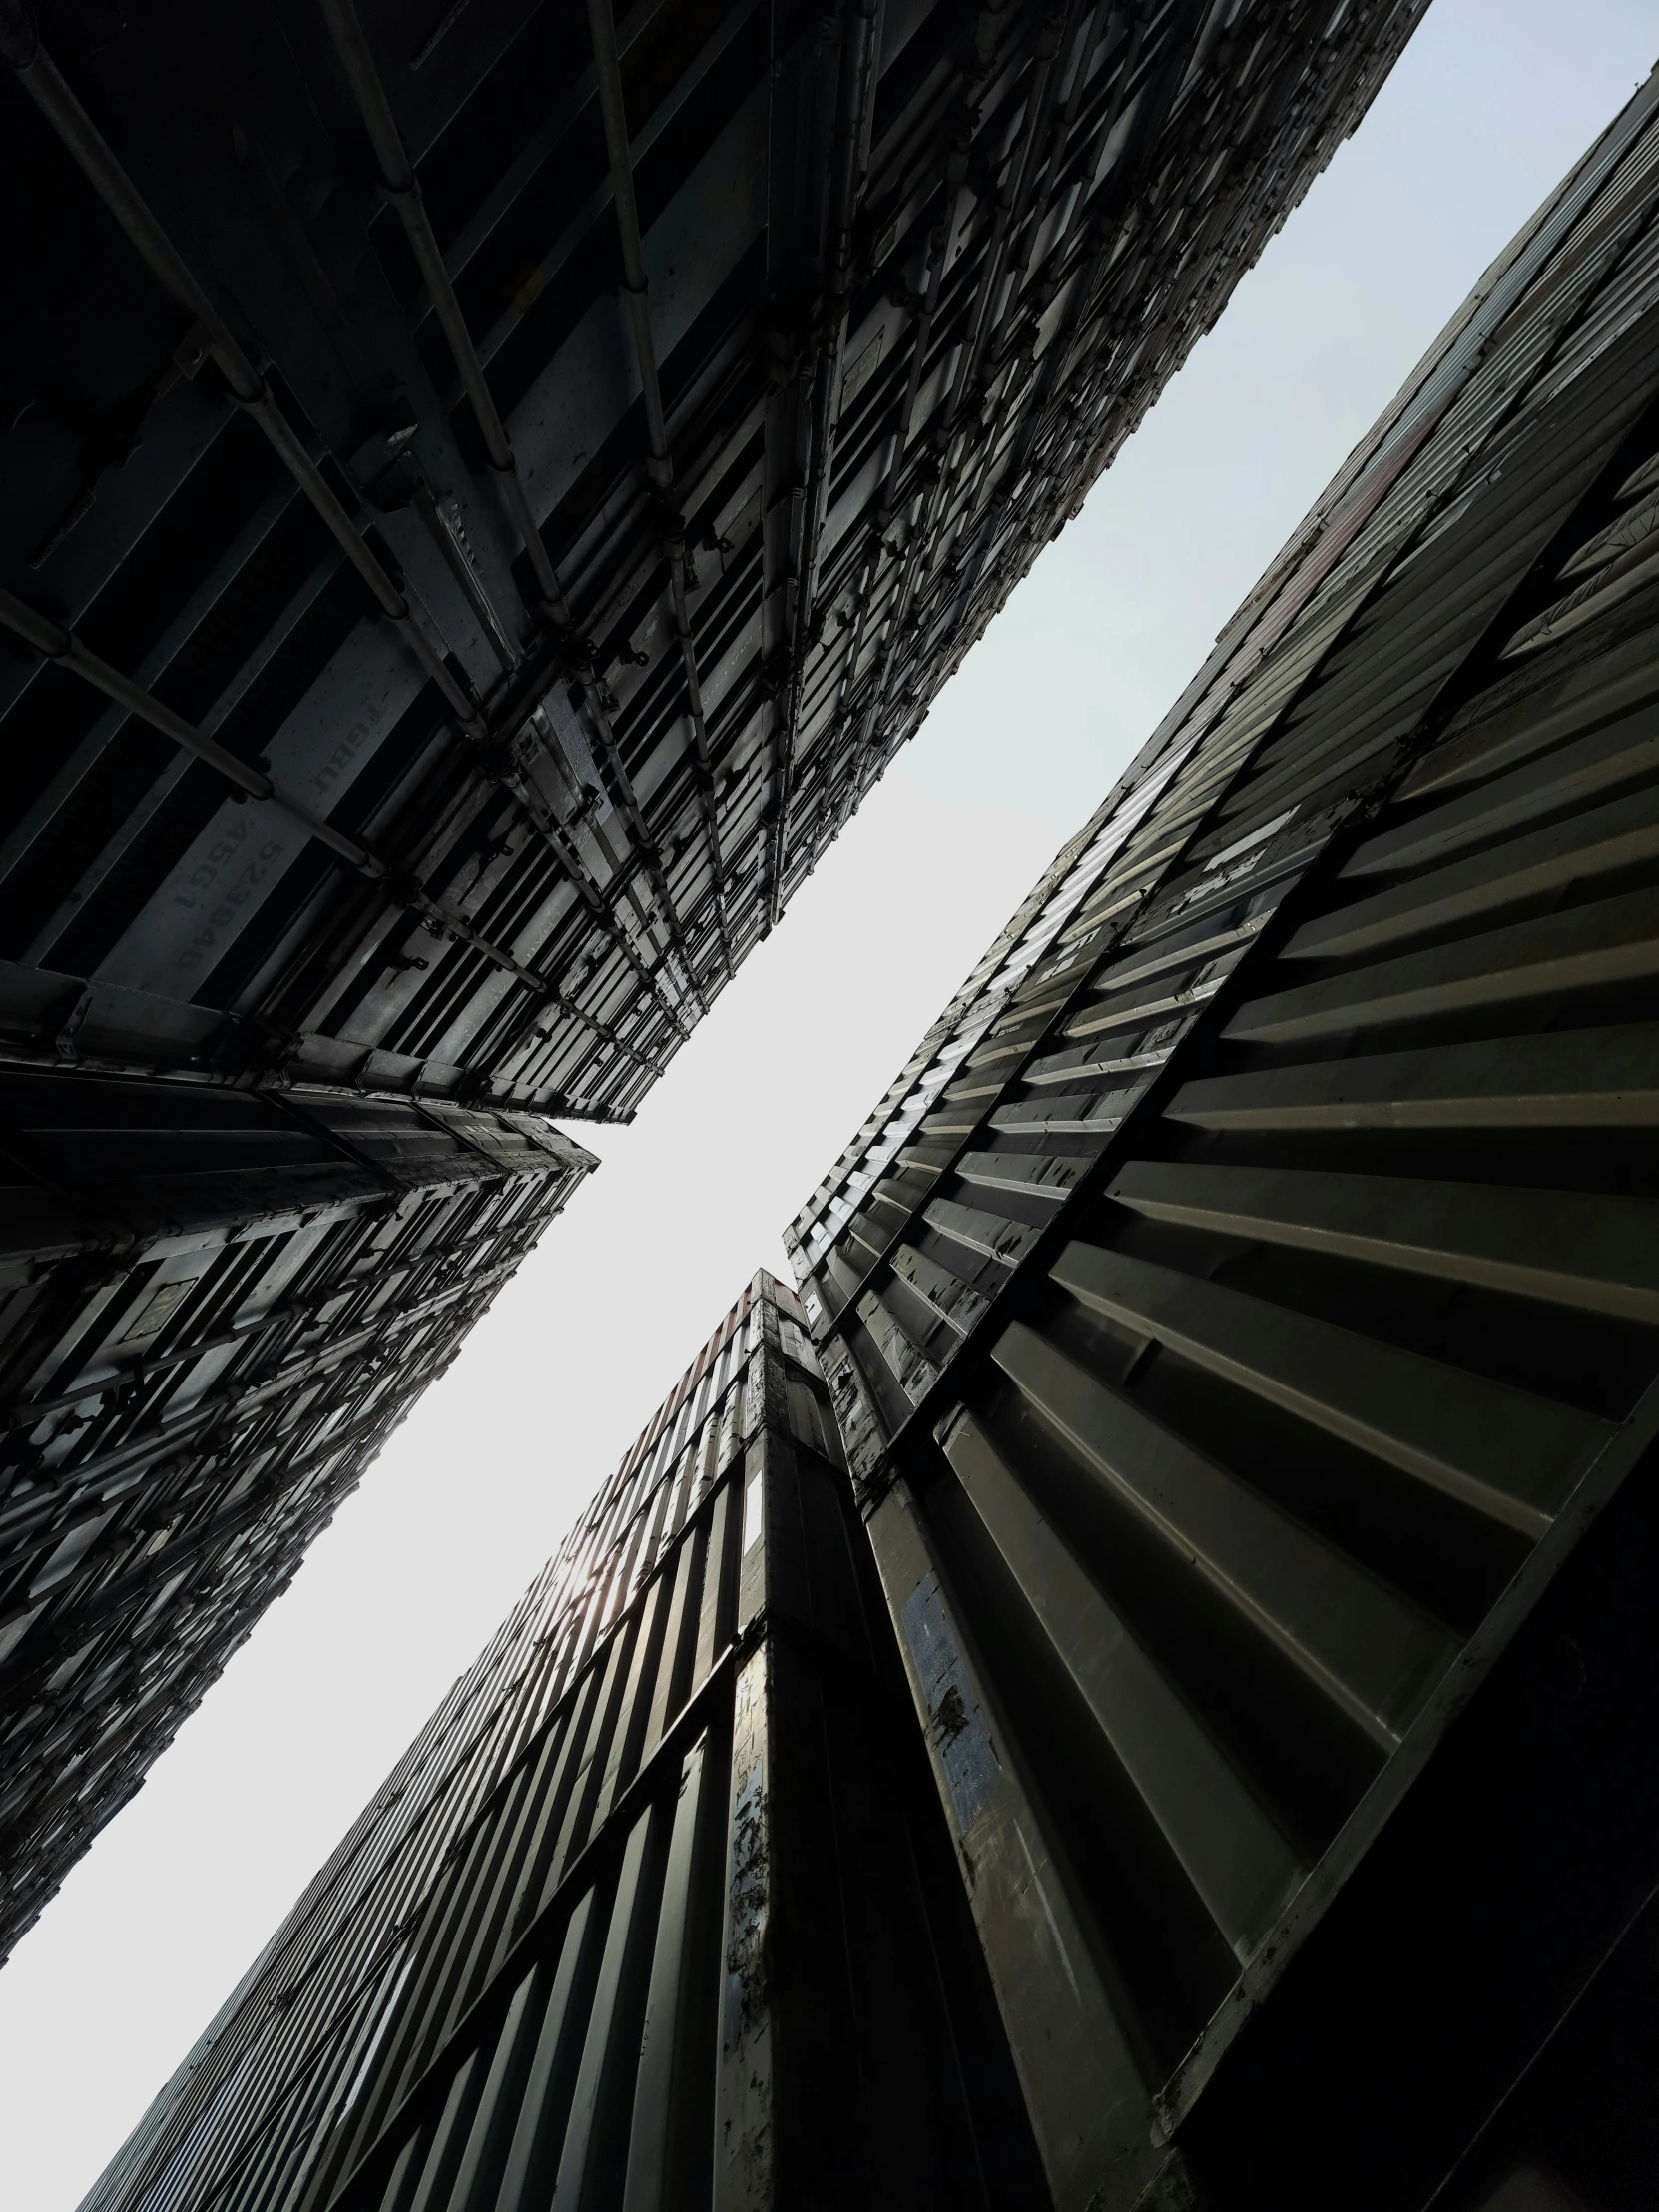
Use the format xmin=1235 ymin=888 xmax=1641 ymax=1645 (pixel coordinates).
xmin=900 ymin=1572 xmax=1000 ymax=1836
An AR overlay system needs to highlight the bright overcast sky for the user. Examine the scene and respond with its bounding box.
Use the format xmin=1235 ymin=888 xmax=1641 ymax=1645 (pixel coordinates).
xmin=6 ymin=4 xmax=1656 ymax=2206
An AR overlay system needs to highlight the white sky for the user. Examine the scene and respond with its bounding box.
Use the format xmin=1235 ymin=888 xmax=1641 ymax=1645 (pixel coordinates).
xmin=5 ymin=6 xmax=1655 ymax=2206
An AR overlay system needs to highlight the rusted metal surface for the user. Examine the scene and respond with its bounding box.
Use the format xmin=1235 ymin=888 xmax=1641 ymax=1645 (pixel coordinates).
xmin=0 ymin=1075 xmax=593 ymax=1962
xmin=0 ymin=0 xmax=1426 ymax=1117
xmin=78 ymin=1273 xmax=1040 ymax=2212
xmin=790 ymin=66 xmax=1659 ymax=2209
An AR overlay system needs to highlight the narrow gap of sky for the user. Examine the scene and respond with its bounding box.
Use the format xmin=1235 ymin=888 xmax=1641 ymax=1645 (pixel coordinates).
xmin=4 ymin=6 xmax=1654 ymax=2206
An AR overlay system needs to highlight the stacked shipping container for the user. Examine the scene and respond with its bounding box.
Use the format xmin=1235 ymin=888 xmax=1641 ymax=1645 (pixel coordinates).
xmin=0 ymin=1075 xmax=593 ymax=1960
xmin=78 ymin=1274 xmax=1040 ymax=2212
xmin=65 ymin=43 xmax=1659 ymax=2212
xmin=0 ymin=0 xmax=1424 ymax=1115
xmin=0 ymin=0 xmax=1433 ymax=1930
xmin=789 ymin=60 xmax=1659 ymax=2212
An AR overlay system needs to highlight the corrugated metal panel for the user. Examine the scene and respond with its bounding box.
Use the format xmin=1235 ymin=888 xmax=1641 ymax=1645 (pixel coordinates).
xmin=791 ymin=72 xmax=1659 ymax=2209
xmin=80 ymin=1275 xmax=1040 ymax=2212
xmin=0 ymin=0 xmax=1438 ymax=1966
xmin=0 ymin=1075 xmax=593 ymax=1961
xmin=0 ymin=0 xmax=1426 ymax=1120
xmin=791 ymin=74 xmax=1659 ymax=1480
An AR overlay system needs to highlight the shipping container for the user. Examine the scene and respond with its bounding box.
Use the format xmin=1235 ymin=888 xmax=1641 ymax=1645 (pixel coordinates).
xmin=791 ymin=67 xmax=1659 ymax=2210
xmin=0 ymin=1072 xmax=592 ymax=1961
xmin=0 ymin=0 xmax=1426 ymax=1116
xmin=79 ymin=1273 xmax=1042 ymax=2212
xmin=0 ymin=0 xmax=1433 ymax=1949
xmin=53 ymin=11 xmax=1659 ymax=2210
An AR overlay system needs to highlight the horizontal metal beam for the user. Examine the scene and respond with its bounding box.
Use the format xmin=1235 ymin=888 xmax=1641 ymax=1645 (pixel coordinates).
xmin=0 ymin=587 xmax=664 ymax=1075
xmin=319 ymin=0 xmax=569 ymax=621
xmin=0 ymin=0 xmax=484 ymax=729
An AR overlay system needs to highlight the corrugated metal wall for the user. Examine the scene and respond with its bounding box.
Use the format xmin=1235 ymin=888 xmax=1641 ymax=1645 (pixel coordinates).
xmin=788 ymin=63 xmax=1659 ymax=1439
xmin=0 ymin=1076 xmax=593 ymax=1961
xmin=80 ymin=1275 xmax=1039 ymax=2212
xmin=0 ymin=0 xmax=1425 ymax=1118
xmin=61 ymin=41 xmax=1659 ymax=2212
xmin=790 ymin=66 xmax=1659 ymax=2211
xmin=0 ymin=0 xmax=1437 ymax=1973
